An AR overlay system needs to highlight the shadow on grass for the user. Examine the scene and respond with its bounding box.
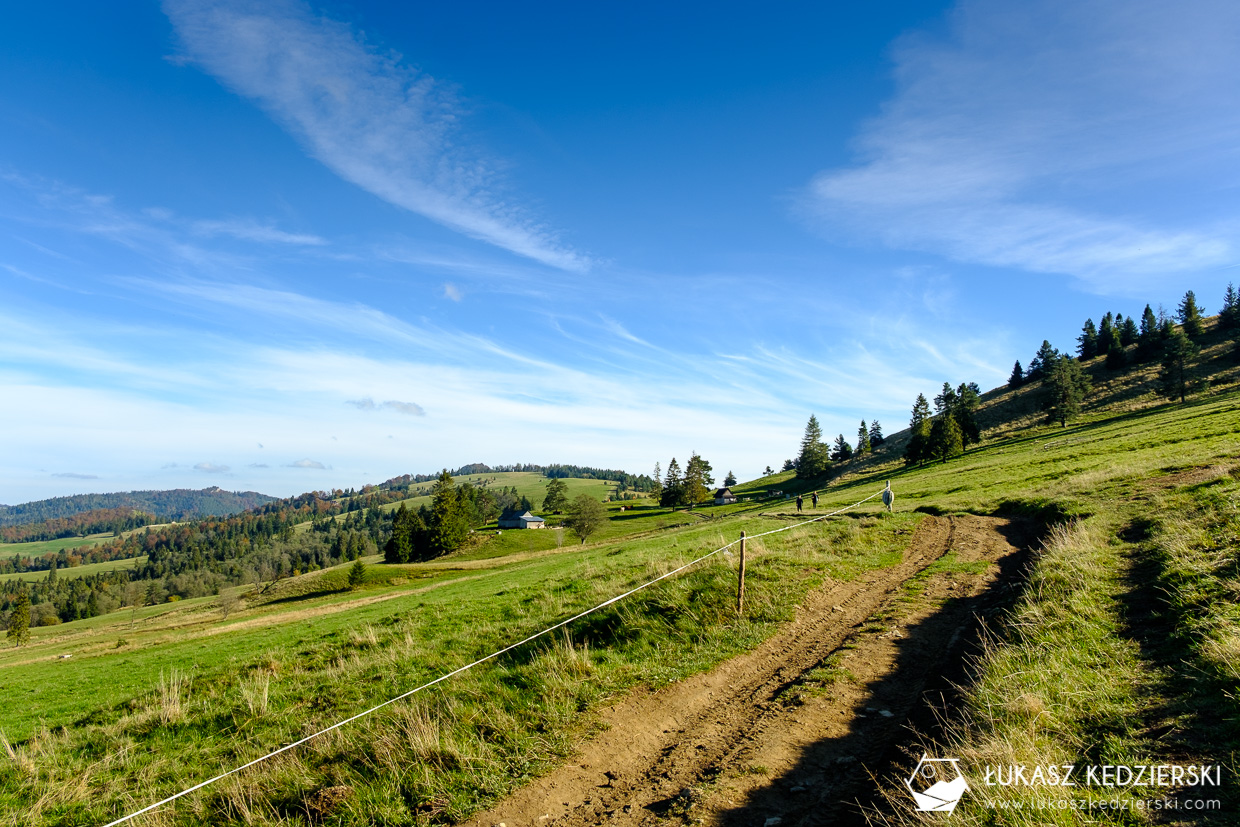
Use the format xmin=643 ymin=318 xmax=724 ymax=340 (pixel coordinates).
xmin=707 ymin=517 xmax=1040 ymax=827
xmin=1115 ymin=519 xmax=1240 ymax=823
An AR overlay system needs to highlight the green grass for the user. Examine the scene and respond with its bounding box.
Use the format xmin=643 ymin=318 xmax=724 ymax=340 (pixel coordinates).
xmin=3 ymin=390 xmax=1239 ymax=826
xmin=0 ymin=555 xmax=147 ymax=583
xmin=0 ymin=508 xmax=914 ymax=826
xmin=0 ymin=534 xmax=115 ymax=560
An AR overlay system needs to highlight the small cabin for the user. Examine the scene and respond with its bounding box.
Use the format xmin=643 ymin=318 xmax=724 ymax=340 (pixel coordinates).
xmin=497 ymin=509 xmax=546 ymax=529
xmin=713 ymin=487 xmax=738 ymax=505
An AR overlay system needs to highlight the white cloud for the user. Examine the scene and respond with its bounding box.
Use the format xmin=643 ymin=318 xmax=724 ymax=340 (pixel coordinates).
xmin=52 ymin=472 xmax=98 ymax=480
xmin=806 ymin=0 xmax=1240 ymax=292
xmin=288 ymin=458 xmax=327 ymax=469
xmin=192 ymin=218 xmax=326 ymax=246
xmin=442 ymin=282 xmax=462 ymax=302
xmin=194 ymin=462 xmax=231 ymax=473
xmin=347 ymin=397 xmax=425 ymax=416
xmin=164 ymin=0 xmax=590 ymax=272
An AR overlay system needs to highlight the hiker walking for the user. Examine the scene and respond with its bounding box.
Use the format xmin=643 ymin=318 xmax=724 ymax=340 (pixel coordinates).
xmin=811 ymin=491 xmax=819 ymax=508
xmin=795 ymin=494 xmax=803 ymax=513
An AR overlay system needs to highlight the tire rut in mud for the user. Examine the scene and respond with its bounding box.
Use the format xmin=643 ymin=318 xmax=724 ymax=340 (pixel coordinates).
xmin=460 ymin=515 xmax=1034 ymax=827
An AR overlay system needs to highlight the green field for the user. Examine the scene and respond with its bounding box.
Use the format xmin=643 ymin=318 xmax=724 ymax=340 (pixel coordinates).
xmin=2 ymin=389 xmax=1238 ymax=826
xmin=0 ymin=534 xmax=114 ymax=560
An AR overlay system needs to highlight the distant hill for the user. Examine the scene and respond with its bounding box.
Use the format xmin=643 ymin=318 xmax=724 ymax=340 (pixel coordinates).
xmin=0 ymin=486 xmax=277 ymax=528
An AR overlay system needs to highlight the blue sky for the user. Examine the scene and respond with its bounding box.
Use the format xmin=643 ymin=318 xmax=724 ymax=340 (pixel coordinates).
xmin=3 ymin=0 xmax=1239 ymax=503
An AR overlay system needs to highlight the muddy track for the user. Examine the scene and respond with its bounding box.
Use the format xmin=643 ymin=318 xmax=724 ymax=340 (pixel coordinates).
xmin=461 ymin=515 xmax=1034 ymax=827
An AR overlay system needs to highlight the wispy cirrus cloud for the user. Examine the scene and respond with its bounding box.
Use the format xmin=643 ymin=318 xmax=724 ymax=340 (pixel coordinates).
xmin=52 ymin=472 xmax=98 ymax=480
xmin=163 ymin=0 xmax=590 ymax=272
xmin=805 ymin=0 xmax=1240 ymax=292
xmin=191 ymin=218 xmax=326 ymax=246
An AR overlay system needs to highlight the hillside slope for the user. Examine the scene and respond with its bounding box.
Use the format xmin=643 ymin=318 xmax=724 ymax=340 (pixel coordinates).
xmin=0 ymin=486 xmax=276 ymax=526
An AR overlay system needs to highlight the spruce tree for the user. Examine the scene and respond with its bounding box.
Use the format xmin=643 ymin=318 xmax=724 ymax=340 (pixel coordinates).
xmin=347 ymin=559 xmax=366 ymax=589
xmin=1008 ymin=360 xmax=1024 ymax=389
xmin=1104 ymin=330 xmax=1126 ymax=370
xmin=661 ymin=458 xmax=684 ymax=508
xmin=868 ymin=420 xmax=885 ymax=448
xmin=1220 ymin=283 xmax=1240 ymax=333
xmin=1027 ymin=341 xmax=1059 ymax=380
xmin=1120 ymin=315 xmax=1138 ymax=346
xmin=1077 ymin=319 xmax=1098 ymax=360
xmin=903 ymin=394 xmax=932 ymax=466
xmin=683 ymin=452 xmax=714 ymax=504
xmin=856 ymin=420 xmax=871 ymax=455
xmin=1137 ymin=305 xmax=1161 ymax=361
xmin=796 ymin=414 xmax=830 ymax=478
xmin=1042 ymin=356 xmax=1092 ymax=426
xmin=7 ymin=590 xmax=31 ymax=647
xmin=953 ymin=382 xmax=982 ymax=447
xmin=928 ymin=415 xmax=964 ymax=462
xmin=1158 ymin=328 xmax=1199 ymax=403
xmin=1178 ymin=291 xmax=1204 ymax=338
xmin=724 ymin=470 xmax=737 ymax=487
xmin=933 ymin=381 xmax=957 ymax=414
xmin=831 ymin=434 xmax=853 ymax=462
xmin=1097 ymin=313 xmax=1115 ymax=354
xmin=650 ymin=462 xmax=662 ymax=504
xmin=427 ymin=470 xmax=469 ymax=557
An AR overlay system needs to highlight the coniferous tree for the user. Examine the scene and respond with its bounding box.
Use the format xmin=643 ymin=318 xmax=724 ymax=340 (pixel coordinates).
xmin=724 ymin=470 xmax=737 ymax=487
xmin=781 ymin=459 xmax=795 ymax=471
xmin=831 ymin=434 xmax=853 ymax=462
xmin=1104 ymin=328 xmax=1126 ymax=370
xmin=683 ymin=452 xmax=714 ymax=504
xmin=933 ymin=381 xmax=957 ymax=414
xmin=904 ymin=394 xmax=932 ymax=466
xmin=953 ymin=382 xmax=982 ymax=447
xmin=764 ymin=465 xmax=774 ymax=475
xmin=1219 ymin=283 xmax=1240 ymax=333
xmin=928 ymin=415 xmax=964 ymax=462
xmin=868 ymin=420 xmax=885 ymax=448
xmin=1158 ymin=328 xmax=1200 ymax=403
xmin=1178 ymin=291 xmax=1204 ymax=338
xmin=1119 ymin=315 xmax=1139 ymax=346
xmin=650 ymin=462 xmax=662 ymax=505
xmin=1078 ymin=319 xmax=1098 ymax=360
xmin=7 ymin=589 xmax=30 ymax=647
xmin=1008 ymin=360 xmax=1024 ymax=389
xmin=796 ymin=414 xmax=830 ymax=478
xmin=1027 ymin=340 xmax=1059 ymax=380
xmin=1137 ymin=304 xmax=1161 ymax=361
xmin=660 ymin=458 xmax=684 ymax=508
xmin=347 ymin=559 xmax=366 ymax=589
xmin=542 ymin=478 xmax=569 ymax=514
xmin=1097 ymin=313 xmax=1115 ymax=354
xmin=1042 ymin=355 xmax=1092 ymax=427
xmin=427 ymin=470 xmax=469 ymax=556
xmin=856 ymin=420 xmax=871 ymax=455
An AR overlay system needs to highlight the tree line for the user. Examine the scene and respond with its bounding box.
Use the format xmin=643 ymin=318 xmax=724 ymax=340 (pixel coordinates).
xmin=784 ymin=415 xmax=887 ymax=480
xmin=650 ymin=453 xmax=717 ymax=507
xmin=0 ymin=507 xmax=157 ymax=544
xmin=0 ymin=486 xmax=275 ymax=528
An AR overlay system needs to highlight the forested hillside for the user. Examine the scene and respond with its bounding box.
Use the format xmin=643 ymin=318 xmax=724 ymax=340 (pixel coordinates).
xmin=0 ymin=486 xmax=276 ymax=527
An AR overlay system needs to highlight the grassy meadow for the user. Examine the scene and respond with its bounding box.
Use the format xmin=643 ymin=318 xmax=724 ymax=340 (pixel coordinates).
xmin=2 ymin=382 xmax=1238 ymax=825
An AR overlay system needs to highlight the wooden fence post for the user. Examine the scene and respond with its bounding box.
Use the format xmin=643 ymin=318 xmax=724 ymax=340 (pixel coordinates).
xmin=737 ymin=530 xmax=747 ymax=616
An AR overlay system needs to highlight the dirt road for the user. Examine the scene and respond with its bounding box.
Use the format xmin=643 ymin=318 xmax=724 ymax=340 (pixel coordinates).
xmin=460 ymin=514 xmax=1034 ymax=827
